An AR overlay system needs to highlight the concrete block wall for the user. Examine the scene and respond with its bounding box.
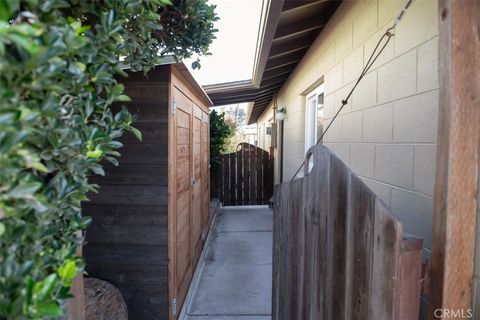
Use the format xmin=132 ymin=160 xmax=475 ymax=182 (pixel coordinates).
xmin=256 ymin=0 xmax=439 ymax=251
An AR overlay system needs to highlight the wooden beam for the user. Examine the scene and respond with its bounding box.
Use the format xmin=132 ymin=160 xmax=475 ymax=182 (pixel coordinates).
xmin=281 ymin=0 xmax=329 ymax=13
xmin=429 ymin=1 xmax=479 ymax=318
xmin=274 ymin=15 xmax=325 ymax=41
xmin=252 ymin=103 xmax=270 ymax=112
xmin=212 ymin=97 xmax=255 ymax=106
xmin=254 ymin=83 xmax=282 ymax=94
xmin=263 ymin=64 xmax=296 ymax=81
xmin=270 ymin=36 xmax=313 ymax=58
xmin=264 ymin=49 xmax=306 ymax=71
xmin=253 ymin=99 xmax=271 ymax=108
xmin=254 ymin=96 xmax=274 ymax=105
xmin=255 ymin=90 xmax=280 ymax=100
xmin=210 ymin=91 xmax=257 ymax=101
xmin=260 ymin=76 xmax=288 ymax=88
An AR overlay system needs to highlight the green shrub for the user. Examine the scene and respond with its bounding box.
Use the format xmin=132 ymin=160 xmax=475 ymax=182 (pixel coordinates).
xmin=210 ymin=110 xmax=234 ymax=169
xmin=0 ymin=0 xmax=217 ymax=318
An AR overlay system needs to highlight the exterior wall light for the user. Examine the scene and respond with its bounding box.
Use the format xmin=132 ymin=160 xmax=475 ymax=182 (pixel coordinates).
xmin=275 ymin=107 xmax=286 ymax=121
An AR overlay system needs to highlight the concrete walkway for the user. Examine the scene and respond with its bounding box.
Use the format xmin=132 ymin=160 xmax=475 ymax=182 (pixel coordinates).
xmin=181 ymin=206 xmax=273 ymax=320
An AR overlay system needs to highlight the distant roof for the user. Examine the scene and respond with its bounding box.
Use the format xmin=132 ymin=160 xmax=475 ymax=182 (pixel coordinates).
xmin=204 ymin=0 xmax=341 ymax=124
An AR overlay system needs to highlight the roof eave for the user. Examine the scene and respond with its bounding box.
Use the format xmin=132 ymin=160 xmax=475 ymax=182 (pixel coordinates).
xmin=252 ymin=0 xmax=285 ymax=87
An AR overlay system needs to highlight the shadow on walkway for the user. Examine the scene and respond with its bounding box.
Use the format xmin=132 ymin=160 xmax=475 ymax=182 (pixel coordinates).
xmin=181 ymin=206 xmax=273 ymax=320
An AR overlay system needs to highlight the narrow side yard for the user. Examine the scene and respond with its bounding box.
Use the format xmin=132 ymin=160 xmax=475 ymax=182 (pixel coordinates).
xmin=182 ymin=206 xmax=273 ymax=319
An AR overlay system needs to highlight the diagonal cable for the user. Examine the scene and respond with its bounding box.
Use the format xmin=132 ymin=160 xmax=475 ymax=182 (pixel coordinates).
xmin=289 ymin=0 xmax=413 ymax=181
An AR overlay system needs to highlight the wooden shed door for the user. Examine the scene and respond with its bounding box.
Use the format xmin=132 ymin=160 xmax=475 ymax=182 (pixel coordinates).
xmin=191 ymin=104 xmax=203 ymax=264
xmin=173 ymin=88 xmax=193 ymax=313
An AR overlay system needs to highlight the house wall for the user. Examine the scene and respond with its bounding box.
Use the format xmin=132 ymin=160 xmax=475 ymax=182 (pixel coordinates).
xmin=256 ymin=0 xmax=438 ymax=252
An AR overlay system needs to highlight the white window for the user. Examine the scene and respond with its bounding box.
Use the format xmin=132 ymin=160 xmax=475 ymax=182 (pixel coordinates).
xmin=305 ymin=83 xmax=325 ymax=153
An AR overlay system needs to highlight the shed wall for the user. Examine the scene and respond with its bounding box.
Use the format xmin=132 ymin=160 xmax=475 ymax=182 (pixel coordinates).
xmin=84 ymin=66 xmax=170 ymax=320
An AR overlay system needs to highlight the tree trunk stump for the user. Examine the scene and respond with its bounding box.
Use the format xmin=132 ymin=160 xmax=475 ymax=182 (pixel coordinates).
xmin=84 ymin=278 xmax=128 ymax=320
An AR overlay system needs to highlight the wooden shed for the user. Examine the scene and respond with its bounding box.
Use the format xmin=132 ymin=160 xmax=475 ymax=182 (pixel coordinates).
xmin=83 ymin=63 xmax=212 ymax=320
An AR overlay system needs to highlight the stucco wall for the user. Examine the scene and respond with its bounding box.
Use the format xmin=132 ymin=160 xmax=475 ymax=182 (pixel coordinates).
xmin=256 ymin=0 xmax=439 ymax=250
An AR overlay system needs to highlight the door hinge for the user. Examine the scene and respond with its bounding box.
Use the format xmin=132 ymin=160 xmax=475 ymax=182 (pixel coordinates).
xmin=172 ymin=297 xmax=177 ymax=317
xmin=172 ymin=98 xmax=177 ymax=116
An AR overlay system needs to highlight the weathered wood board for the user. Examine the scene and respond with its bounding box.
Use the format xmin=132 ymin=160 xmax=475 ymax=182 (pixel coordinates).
xmin=272 ymin=145 xmax=423 ymax=320
xmin=84 ymin=63 xmax=212 ymax=320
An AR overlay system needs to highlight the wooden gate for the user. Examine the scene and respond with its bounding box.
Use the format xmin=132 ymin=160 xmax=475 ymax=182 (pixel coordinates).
xmin=273 ymin=145 xmax=423 ymax=320
xmin=215 ymin=143 xmax=273 ymax=206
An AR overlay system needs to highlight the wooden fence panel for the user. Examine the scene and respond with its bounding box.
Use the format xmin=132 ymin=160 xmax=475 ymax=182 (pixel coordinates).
xmin=213 ymin=143 xmax=273 ymax=205
xmin=273 ymin=145 xmax=423 ymax=320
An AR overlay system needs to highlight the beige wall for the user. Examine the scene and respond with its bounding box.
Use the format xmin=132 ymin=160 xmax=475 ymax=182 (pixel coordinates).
xmin=256 ymin=0 xmax=438 ymax=250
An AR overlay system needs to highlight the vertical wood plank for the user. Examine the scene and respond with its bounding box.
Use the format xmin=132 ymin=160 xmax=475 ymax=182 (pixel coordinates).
xmin=310 ymin=146 xmax=330 ymax=320
xmin=244 ymin=146 xmax=250 ymax=205
xmin=371 ymin=199 xmax=401 ymax=319
xmin=348 ymin=175 xmax=374 ymax=320
xmin=302 ymin=148 xmax=316 ymax=320
xmin=227 ymin=153 xmax=232 ymax=206
xmin=230 ymin=153 xmax=236 ymax=206
xmin=396 ymin=237 xmax=423 ymax=320
xmin=66 ymin=247 xmax=86 ymax=320
xmin=255 ymin=148 xmax=259 ymax=204
xmin=326 ymin=155 xmax=350 ymax=320
xmin=222 ymin=156 xmax=225 ymax=204
xmin=430 ymin=1 xmax=479 ymax=316
xmin=249 ymin=146 xmax=256 ymax=205
xmin=291 ymin=179 xmax=304 ymax=319
xmin=237 ymin=146 xmax=243 ymax=205
xmin=262 ymin=152 xmax=268 ymax=204
xmin=272 ymin=184 xmax=282 ymax=319
xmin=223 ymin=154 xmax=228 ymax=206
xmin=272 ymin=145 xmax=422 ymax=320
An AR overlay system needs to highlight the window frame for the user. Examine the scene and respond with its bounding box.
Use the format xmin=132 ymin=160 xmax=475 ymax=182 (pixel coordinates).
xmin=304 ymin=83 xmax=325 ymax=153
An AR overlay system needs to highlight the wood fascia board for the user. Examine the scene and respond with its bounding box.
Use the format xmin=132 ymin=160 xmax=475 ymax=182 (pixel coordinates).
xmin=252 ymin=0 xmax=285 ymax=87
xmin=203 ymin=80 xmax=253 ymax=94
xmin=245 ymin=102 xmax=254 ymax=125
xmin=173 ymin=63 xmax=213 ymax=106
